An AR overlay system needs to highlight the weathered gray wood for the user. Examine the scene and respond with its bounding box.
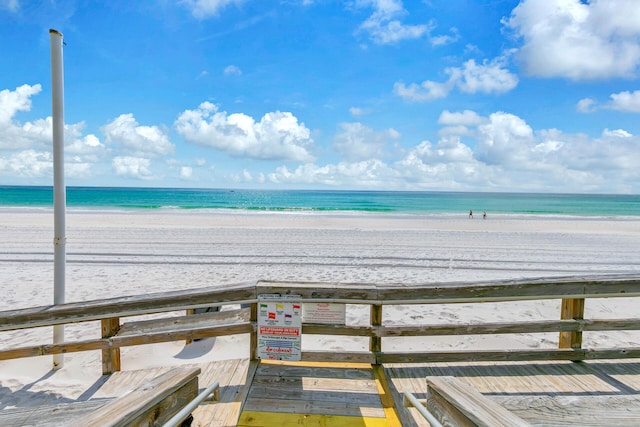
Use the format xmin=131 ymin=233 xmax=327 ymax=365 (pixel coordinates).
xmin=378 ymin=318 xmax=640 ymax=336
xmin=115 ymin=307 xmax=250 ymax=337
xmin=0 ymin=280 xmax=257 ymax=331
xmin=0 ymin=321 xmax=253 ymax=361
xmin=0 ymin=400 xmax=109 ymax=427
xmin=69 ymin=367 xmax=201 ymax=427
xmin=426 ymin=376 xmax=532 ymax=427
xmin=300 ymin=350 xmax=376 ymax=364
xmin=256 ymin=280 xmax=378 ymax=301
xmin=377 ymin=347 xmax=640 ymax=363
xmin=376 ymin=275 xmax=640 ymax=303
xmin=495 ymin=394 xmax=640 ymax=427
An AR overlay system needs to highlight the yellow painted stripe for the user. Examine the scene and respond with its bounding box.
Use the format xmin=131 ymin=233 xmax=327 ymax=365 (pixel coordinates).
xmin=238 ymin=411 xmax=390 ymax=426
xmin=258 ymin=359 xmax=372 ymax=369
xmin=372 ymin=364 xmax=403 ymax=427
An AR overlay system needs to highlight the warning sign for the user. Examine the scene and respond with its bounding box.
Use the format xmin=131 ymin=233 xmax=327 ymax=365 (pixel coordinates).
xmin=257 ymin=294 xmax=302 ymax=361
xmin=303 ymin=302 xmax=346 ymax=325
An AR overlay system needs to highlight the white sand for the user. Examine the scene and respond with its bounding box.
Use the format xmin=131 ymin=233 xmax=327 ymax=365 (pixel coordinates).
xmin=1 ymin=210 xmax=640 ymax=408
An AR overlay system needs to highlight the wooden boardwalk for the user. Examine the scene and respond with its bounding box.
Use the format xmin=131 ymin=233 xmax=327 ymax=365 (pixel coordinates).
xmin=3 ymin=358 xmax=640 ymax=426
xmin=384 ymin=358 xmax=640 ymax=426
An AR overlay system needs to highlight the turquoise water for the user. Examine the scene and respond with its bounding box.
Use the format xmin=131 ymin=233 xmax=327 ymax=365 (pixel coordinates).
xmin=0 ymin=186 xmax=639 ymax=217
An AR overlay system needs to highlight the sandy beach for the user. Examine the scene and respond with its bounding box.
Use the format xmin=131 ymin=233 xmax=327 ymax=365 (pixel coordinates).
xmin=1 ymin=210 xmax=640 ymax=408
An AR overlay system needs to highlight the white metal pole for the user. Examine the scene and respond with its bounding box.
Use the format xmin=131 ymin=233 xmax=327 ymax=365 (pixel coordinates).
xmin=50 ymin=28 xmax=66 ymax=370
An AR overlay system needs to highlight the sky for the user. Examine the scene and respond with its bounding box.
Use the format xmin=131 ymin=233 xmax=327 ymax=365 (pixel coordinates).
xmin=1 ymin=0 xmax=639 ymax=193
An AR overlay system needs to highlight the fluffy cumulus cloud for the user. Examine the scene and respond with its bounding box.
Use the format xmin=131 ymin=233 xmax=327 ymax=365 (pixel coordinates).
xmin=606 ymin=90 xmax=640 ymax=112
xmin=259 ymin=109 xmax=639 ymax=192
xmin=332 ymin=122 xmax=399 ymax=161
xmin=102 ymin=114 xmax=174 ymax=157
xmin=180 ymin=0 xmax=243 ymax=19
xmin=112 ymin=156 xmax=154 ymax=180
xmin=175 ymin=102 xmax=315 ymax=162
xmin=394 ymin=56 xmax=518 ymax=102
xmin=577 ymin=90 xmax=640 ymax=113
xmin=0 ymin=84 xmax=106 ymax=180
xmin=356 ymin=0 xmax=431 ymax=44
xmin=0 ymin=150 xmax=52 ymax=178
xmin=267 ymin=159 xmax=396 ymax=187
xmin=504 ymin=0 xmax=640 ymax=80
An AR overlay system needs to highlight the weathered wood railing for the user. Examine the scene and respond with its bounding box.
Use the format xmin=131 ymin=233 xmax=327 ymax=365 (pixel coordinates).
xmin=1 ymin=274 xmax=640 ymax=374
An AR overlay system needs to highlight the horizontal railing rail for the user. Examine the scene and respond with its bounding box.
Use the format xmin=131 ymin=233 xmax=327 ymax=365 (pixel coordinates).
xmin=0 ymin=274 xmax=639 ymax=373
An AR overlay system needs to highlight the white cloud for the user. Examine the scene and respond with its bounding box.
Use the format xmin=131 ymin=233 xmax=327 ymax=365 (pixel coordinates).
xmin=175 ymin=102 xmax=315 ymax=162
xmin=606 ymin=90 xmax=640 ymax=112
xmin=180 ymin=166 xmax=193 ymax=179
xmin=349 ymin=107 xmax=369 ymax=117
xmin=504 ymin=0 xmax=640 ymax=80
xmin=267 ymin=159 xmax=396 ymax=187
xmin=102 ymin=114 xmax=174 ymax=157
xmin=0 ymin=150 xmax=52 ymax=178
xmin=0 ymin=84 xmax=41 ymax=124
xmin=356 ymin=0 xmax=431 ymax=44
xmin=181 ymin=0 xmax=243 ymax=19
xmin=476 ymin=112 xmax=535 ymax=166
xmin=394 ymin=56 xmax=517 ymax=102
xmin=438 ymin=110 xmax=485 ymax=126
xmin=224 ymin=65 xmax=242 ymax=76
xmin=393 ymin=80 xmax=451 ymax=102
xmin=451 ymin=58 xmax=519 ymax=94
xmin=603 ymin=128 xmax=632 ymax=138
xmin=333 ymin=122 xmax=398 ymax=161
xmin=112 ymin=156 xmax=154 ymax=180
xmin=430 ymin=27 xmax=460 ymax=47
xmin=577 ymin=90 xmax=640 ymax=113
xmin=577 ymin=97 xmax=597 ymax=113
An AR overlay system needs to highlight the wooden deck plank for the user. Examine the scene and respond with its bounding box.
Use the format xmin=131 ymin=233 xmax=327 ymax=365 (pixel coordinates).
xmin=384 ymin=360 xmax=640 ymax=427
xmin=238 ymin=411 xmax=390 ymax=426
xmin=382 ymin=364 xmax=433 ymax=427
xmin=241 ymin=361 xmax=388 ymax=421
xmin=191 ymin=358 xmax=257 ymax=427
xmin=0 ymin=400 xmax=108 ymax=427
xmin=495 ymin=395 xmax=640 ymax=427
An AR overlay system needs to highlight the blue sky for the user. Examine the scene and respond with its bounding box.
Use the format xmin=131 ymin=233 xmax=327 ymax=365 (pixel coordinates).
xmin=1 ymin=0 xmax=639 ymax=193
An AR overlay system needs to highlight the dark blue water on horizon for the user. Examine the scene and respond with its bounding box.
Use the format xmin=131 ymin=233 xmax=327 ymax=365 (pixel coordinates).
xmin=0 ymin=185 xmax=639 ymax=217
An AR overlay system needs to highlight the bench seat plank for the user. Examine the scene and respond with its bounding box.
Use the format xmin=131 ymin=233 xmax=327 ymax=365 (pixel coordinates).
xmin=70 ymin=367 xmax=201 ymax=427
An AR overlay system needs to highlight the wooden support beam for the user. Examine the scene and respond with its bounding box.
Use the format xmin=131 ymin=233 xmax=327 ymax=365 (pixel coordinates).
xmin=185 ymin=308 xmax=195 ymax=345
xmin=559 ymin=298 xmax=585 ymax=349
xmin=101 ymin=317 xmax=120 ymax=375
xmin=370 ymin=304 xmax=382 ymax=357
xmin=250 ymin=302 xmax=258 ymax=360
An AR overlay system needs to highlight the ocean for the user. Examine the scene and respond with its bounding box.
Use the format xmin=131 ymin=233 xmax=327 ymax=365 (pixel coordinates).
xmin=0 ymin=186 xmax=639 ymax=217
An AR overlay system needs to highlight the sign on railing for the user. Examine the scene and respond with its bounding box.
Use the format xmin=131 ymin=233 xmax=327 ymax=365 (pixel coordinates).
xmin=303 ymin=302 xmax=346 ymax=325
xmin=257 ymin=294 xmax=302 ymax=361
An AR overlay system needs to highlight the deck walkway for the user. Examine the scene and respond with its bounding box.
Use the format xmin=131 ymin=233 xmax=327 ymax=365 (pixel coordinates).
xmin=2 ymin=358 xmax=640 ymax=426
xmin=384 ymin=358 xmax=640 ymax=426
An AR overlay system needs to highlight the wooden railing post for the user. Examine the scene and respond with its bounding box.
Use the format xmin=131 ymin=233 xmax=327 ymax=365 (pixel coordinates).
xmin=559 ymin=298 xmax=585 ymax=349
xmin=101 ymin=317 xmax=121 ymax=375
xmin=185 ymin=309 xmax=195 ymax=345
xmin=370 ymin=304 xmax=382 ymax=363
xmin=250 ymin=302 xmax=258 ymax=360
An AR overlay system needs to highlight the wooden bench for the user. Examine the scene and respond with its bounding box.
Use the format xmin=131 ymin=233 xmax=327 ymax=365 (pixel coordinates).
xmin=72 ymin=367 xmax=202 ymax=427
xmin=424 ymin=376 xmax=531 ymax=427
